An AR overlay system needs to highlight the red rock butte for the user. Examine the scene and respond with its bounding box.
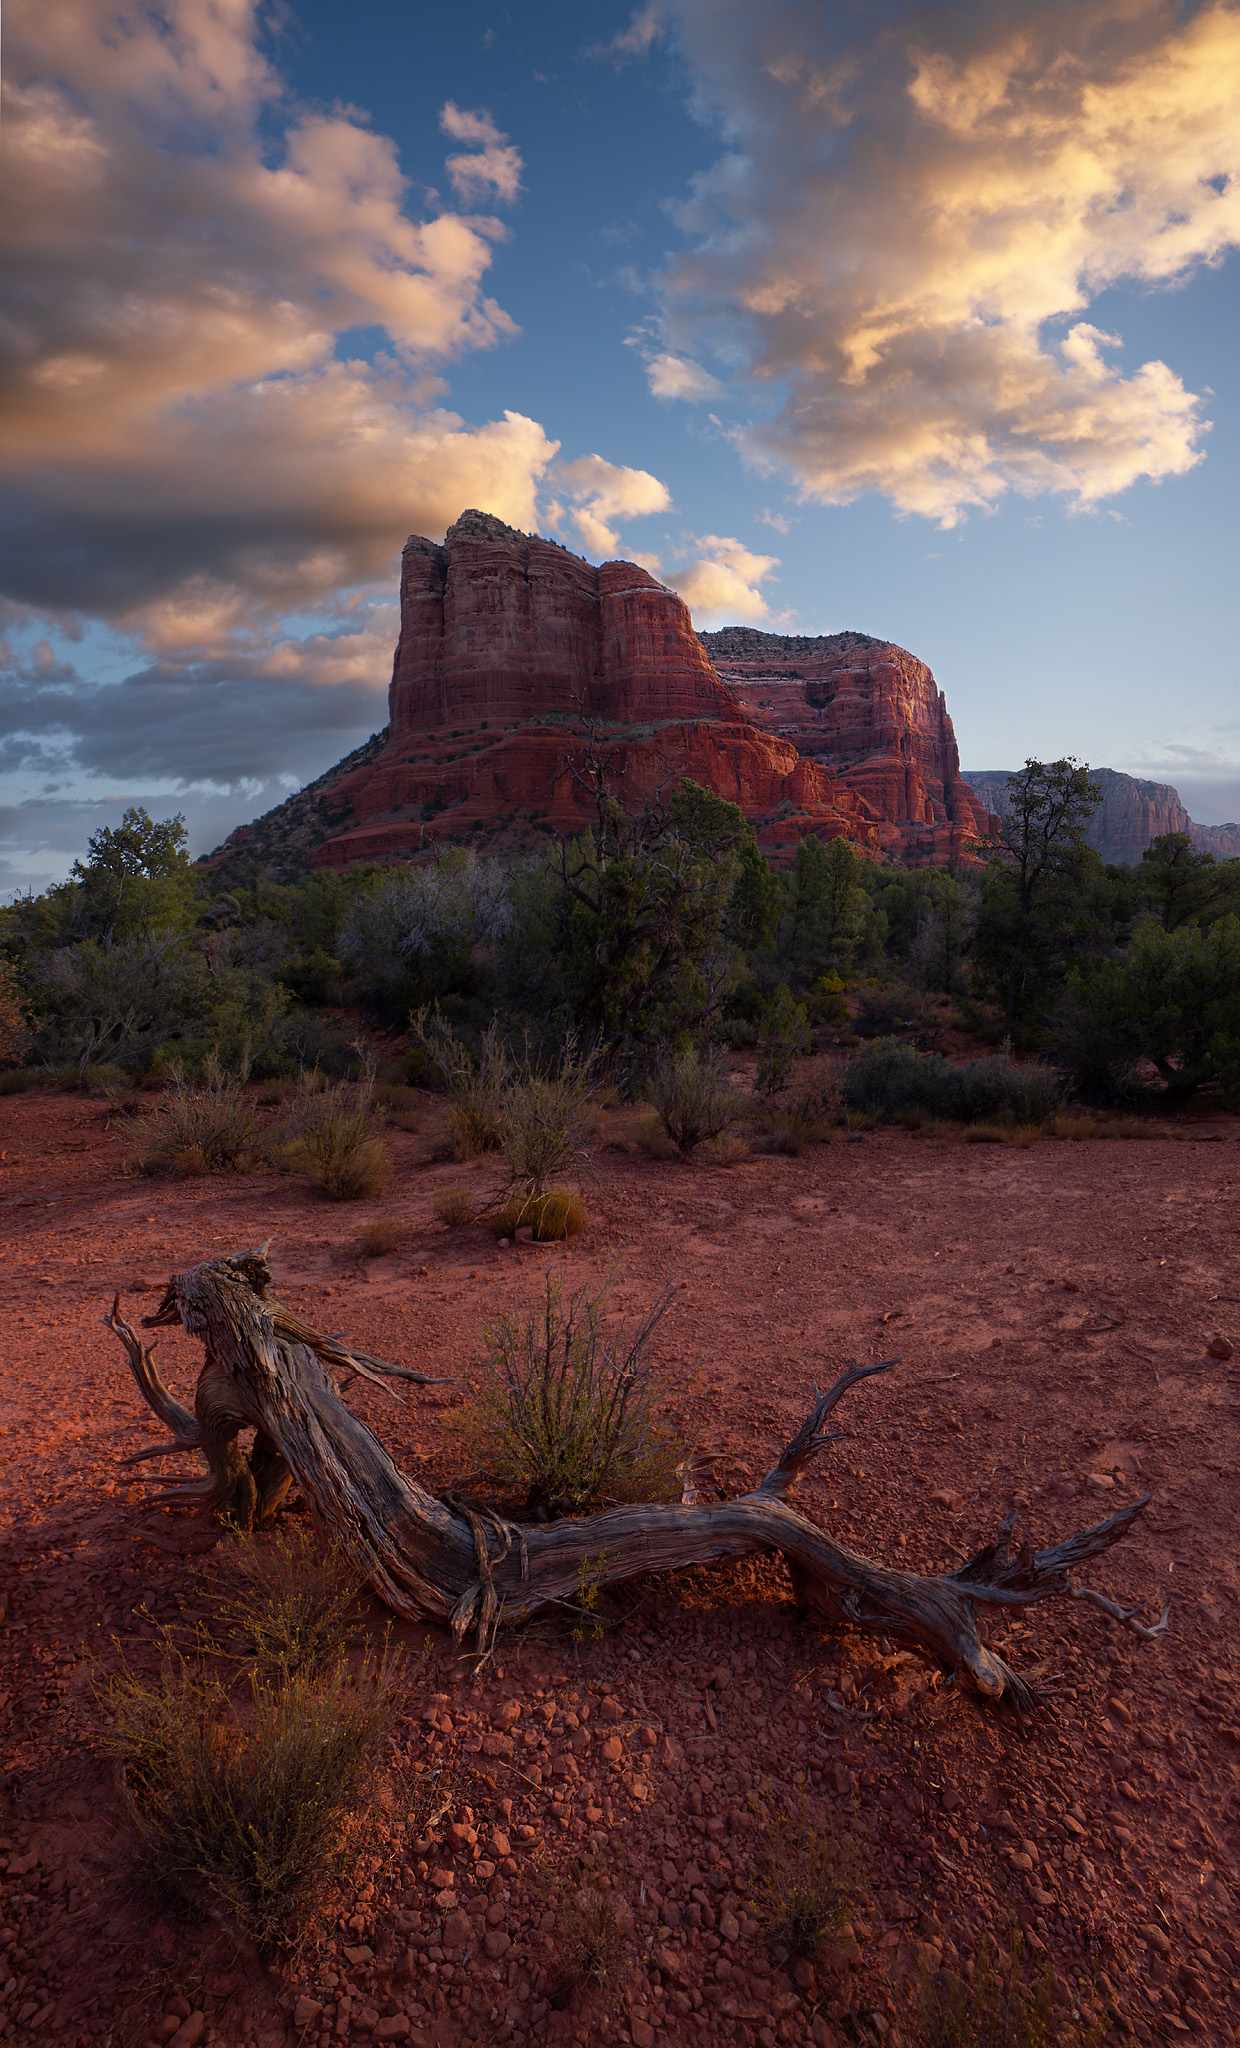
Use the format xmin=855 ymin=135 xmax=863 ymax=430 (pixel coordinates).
xmin=223 ymin=510 xmax=998 ymax=873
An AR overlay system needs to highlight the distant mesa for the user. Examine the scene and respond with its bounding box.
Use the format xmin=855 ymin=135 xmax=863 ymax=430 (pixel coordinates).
xmin=207 ymin=509 xmax=998 ymax=877
xmin=962 ymin=767 xmax=1240 ymax=868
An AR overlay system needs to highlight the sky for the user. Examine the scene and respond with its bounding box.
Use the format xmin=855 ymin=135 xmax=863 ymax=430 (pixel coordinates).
xmin=2 ymin=0 xmax=1238 ymax=892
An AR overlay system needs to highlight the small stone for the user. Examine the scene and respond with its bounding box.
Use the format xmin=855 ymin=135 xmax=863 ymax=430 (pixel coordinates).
xmin=355 ymin=2010 xmax=380 ymax=2036
xmin=719 ymin=1911 xmax=739 ymax=1942
xmin=496 ymin=1701 xmax=521 ymax=1729
xmin=293 ymin=1997 xmax=324 ymax=2028
xmin=941 ymin=1790 xmax=960 ymax=1813
xmin=447 ymin=1821 xmax=476 ymax=1848
xmin=374 ymin=2019 xmax=411 ymax=2042
xmin=631 ymin=2023 xmax=655 ymax=2048
xmin=600 ymin=1697 xmax=624 ymax=1722
xmin=483 ymin=1930 xmax=511 ymax=1960
xmin=1086 ymin=1472 xmax=1115 ymax=1491
xmin=1206 ymin=1334 xmax=1233 ymax=1360
xmin=442 ymin=1910 xmax=472 ymax=1950
xmin=1011 ymin=1852 xmax=1034 ymax=1872
xmin=485 ymin=1901 xmax=506 ymax=1927
xmin=639 ymin=1724 xmax=658 ymax=1749
xmin=344 ymin=1945 xmax=375 ymax=1965
xmin=1142 ymin=1924 xmax=1172 ymax=1956
xmin=167 ymin=2017 xmax=205 ymax=2048
xmin=709 ymin=1666 xmax=731 ymax=1690
xmin=792 ymin=1957 xmax=815 ymax=1991
xmin=602 ymin=1735 xmax=623 ymax=1763
xmin=514 ymin=1225 xmax=533 ymax=1243
xmin=491 ymin=1828 xmax=511 ymax=1858
xmin=430 ymin=1867 xmax=454 ymax=1890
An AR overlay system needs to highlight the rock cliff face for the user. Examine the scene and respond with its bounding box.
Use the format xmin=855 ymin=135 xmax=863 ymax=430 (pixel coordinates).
xmin=961 ymin=766 xmax=1240 ymax=866
xmin=210 ymin=513 xmax=998 ymax=876
xmin=699 ymin=626 xmax=996 ymax=864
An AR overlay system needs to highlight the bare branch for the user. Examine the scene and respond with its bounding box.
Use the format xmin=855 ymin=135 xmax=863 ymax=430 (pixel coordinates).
xmin=751 ymin=1358 xmax=899 ymax=1500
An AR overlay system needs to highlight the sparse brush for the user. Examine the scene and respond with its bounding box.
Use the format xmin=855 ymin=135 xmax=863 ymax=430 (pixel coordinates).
xmin=647 ymin=1044 xmax=741 ymax=1156
xmin=281 ymin=1054 xmax=392 ymax=1199
xmin=359 ymin=1214 xmax=402 ymax=1258
xmin=497 ymin=1032 xmax=599 ymax=1197
xmin=700 ymin=1130 xmax=750 ymax=1166
xmin=752 ymin=1789 xmax=868 ymax=1964
xmin=634 ymin=1107 xmax=678 ymax=1159
xmin=844 ymin=1039 xmax=1062 ymax=1127
xmin=912 ymin=1928 xmax=1103 ymax=2048
xmin=963 ymin=1121 xmax=1042 ymax=1148
xmin=131 ymin=1052 xmax=266 ymax=1175
xmin=433 ymin=1184 xmax=478 ymax=1228
xmin=98 ymin=1644 xmax=398 ymax=1954
xmin=452 ymin=1271 xmax=686 ymax=1516
xmin=556 ymin=1865 xmax=635 ymax=2002
xmin=486 ymin=1188 xmax=586 ymax=1241
xmin=1048 ymin=1115 xmax=1101 ymax=1140
xmin=205 ymin=1524 xmax=365 ymax=1681
xmin=756 ymin=1073 xmax=842 ymax=1155
xmin=411 ymin=1009 xmax=509 ymax=1157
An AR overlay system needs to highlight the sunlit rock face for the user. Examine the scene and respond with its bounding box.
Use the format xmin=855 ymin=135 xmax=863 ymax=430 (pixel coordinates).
xmin=213 ymin=513 xmax=998 ymax=874
xmin=308 ymin=513 xmax=881 ymax=867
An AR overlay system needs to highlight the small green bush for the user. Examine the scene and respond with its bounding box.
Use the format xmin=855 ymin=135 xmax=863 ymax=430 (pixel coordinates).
xmin=844 ymin=1038 xmax=1062 ymax=1126
xmin=207 ymin=1525 xmax=365 ymax=1681
xmin=647 ymin=1044 xmax=741 ymax=1155
xmin=453 ymin=1272 xmax=685 ymax=1516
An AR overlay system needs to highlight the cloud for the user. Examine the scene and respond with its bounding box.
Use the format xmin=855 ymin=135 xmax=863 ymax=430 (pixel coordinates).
xmin=549 ymin=456 xmax=672 ymax=555
xmin=656 ymin=0 xmax=1240 ymax=523
xmin=663 ymin=536 xmax=778 ymax=625
xmin=0 ymin=1 xmax=550 ymax=641
xmin=440 ymin=101 xmax=524 ymax=204
xmin=586 ymin=4 xmax=667 ymax=64
xmin=646 ymin=352 xmax=723 ymax=400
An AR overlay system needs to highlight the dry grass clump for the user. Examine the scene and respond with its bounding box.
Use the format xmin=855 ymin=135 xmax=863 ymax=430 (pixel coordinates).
xmin=433 ymin=1184 xmax=478 ymax=1228
xmin=98 ymin=1530 xmax=398 ymax=1955
xmin=556 ymin=1863 xmax=635 ymax=2003
xmin=700 ymin=1130 xmax=750 ymax=1166
xmin=963 ymin=1121 xmax=1042 ymax=1148
xmin=634 ymin=1107 xmax=678 ymax=1159
xmin=486 ymin=1187 xmax=586 ymax=1241
xmin=358 ymin=1214 xmax=402 ymax=1258
xmin=1050 ymin=1113 xmax=1164 ymax=1141
xmin=453 ymin=1271 xmax=685 ymax=1516
xmin=376 ymin=1081 xmax=422 ymax=1132
xmin=646 ymin=1044 xmax=741 ymax=1156
xmin=281 ymin=1057 xmax=392 ymax=1199
xmin=496 ymin=1034 xmax=599 ymax=1198
xmin=206 ymin=1524 xmax=365 ymax=1681
xmin=751 ymin=1788 xmax=869 ymax=1963
xmin=912 ymin=1929 xmax=1103 ymax=2048
xmin=130 ymin=1054 xmax=266 ymax=1175
xmin=412 ymin=1010 xmax=509 ymax=1158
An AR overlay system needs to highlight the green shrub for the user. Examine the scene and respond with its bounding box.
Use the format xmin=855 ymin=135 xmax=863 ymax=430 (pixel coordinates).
xmin=843 ymin=1038 xmax=1062 ymax=1126
xmin=756 ymin=983 xmax=811 ymax=1093
xmin=281 ymin=1057 xmax=391 ymax=1199
xmin=497 ymin=1035 xmax=599 ymax=1196
xmin=206 ymin=1525 xmax=365 ymax=1681
xmin=452 ymin=1272 xmax=685 ymax=1516
xmin=411 ymin=1010 xmax=509 ymax=1156
xmin=131 ymin=1054 xmax=267 ymax=1174
xmin=647 ymin=1044 xmax=741 ymax=1155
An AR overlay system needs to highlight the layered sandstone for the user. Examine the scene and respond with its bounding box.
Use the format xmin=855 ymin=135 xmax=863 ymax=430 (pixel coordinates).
xmin=699 ymin=626 xmax=997 ymax=862
xmin=211 ymin=514 xmax=998 ymax=877
xmin=304 ymin=513 xmax=887 ymax=869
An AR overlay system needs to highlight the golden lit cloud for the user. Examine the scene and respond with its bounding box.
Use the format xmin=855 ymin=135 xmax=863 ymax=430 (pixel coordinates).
xmin=660 ymin=0 xmax=1240 ymax=521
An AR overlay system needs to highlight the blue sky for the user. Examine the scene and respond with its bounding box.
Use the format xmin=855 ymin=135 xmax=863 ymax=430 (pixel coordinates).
xmin=2 ymin=0 xmax=1237 ymax=890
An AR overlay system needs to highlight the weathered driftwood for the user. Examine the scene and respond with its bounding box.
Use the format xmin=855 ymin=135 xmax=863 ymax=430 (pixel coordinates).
xmin=106 ymin=1246 xmax=1168 ymax=1710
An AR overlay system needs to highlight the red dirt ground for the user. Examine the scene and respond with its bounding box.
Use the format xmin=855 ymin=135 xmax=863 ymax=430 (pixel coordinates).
xmin=2 ymin=1089 xmax=1239 ymax=2048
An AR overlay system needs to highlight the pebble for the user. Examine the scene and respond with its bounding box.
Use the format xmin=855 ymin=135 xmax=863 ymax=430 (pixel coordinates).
xmin=167 ymin=2017 xmax=205 ymax=2048
xmin=293 ymin=1997 xmax=324 ymax=2027
xmin=1206 ymin=1334 xmax=1233 ymax=1359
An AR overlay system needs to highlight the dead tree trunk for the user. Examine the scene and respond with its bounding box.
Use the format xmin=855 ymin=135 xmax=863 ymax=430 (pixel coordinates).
xmin=106 ymin=1247 xmax=1167 ymax=1711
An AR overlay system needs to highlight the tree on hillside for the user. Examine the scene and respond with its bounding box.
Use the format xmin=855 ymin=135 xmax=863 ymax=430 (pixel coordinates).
xmin=1133 ymin=832 xmax=1240 ymax=932
xmin=973 ymin=759 xmax=1104 ymax=1039
xmin=1055 ymin=913 xmax=1240 ymax=1105
xmin=786 ymin=833 xmax=869 ymax=982
xmin=68 ymin=807 xmax=196 ymax=942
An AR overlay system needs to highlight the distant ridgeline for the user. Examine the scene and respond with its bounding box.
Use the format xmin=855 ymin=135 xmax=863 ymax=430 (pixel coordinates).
xmin=961 ymin=767 xmax=1240 ymax=868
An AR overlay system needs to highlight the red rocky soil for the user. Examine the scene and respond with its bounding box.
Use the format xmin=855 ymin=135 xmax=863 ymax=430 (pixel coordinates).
xmin=2 ymin=1091 xmax=1239 ymax=2048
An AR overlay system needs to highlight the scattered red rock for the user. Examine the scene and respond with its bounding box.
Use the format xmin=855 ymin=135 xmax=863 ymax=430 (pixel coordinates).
xmin=1 ymin=1089 xmax=1239 ymax=2048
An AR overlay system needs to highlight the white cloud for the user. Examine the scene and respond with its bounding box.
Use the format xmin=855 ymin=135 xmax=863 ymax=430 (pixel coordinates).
xmin=587 ymin=4 xmax=667 ymax=64
xmin=440 ymin=105 xmax=524 ymax=204
xmin=551 ymin=455 xmax=672 ymax=556
xmin=664 ymin=536 xmax=778 ymax=626
xmin=646 ymin=352 xmax=722 ymax=400
xmin=657 ymin=0 xmax=1240 ymax=523
xmin=0 ymin=1 xmax=549 ymax=643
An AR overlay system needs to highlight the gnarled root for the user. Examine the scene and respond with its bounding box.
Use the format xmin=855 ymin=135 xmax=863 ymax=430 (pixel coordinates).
xmin=104 ymin=1247 xmax=1167 ymax=1708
